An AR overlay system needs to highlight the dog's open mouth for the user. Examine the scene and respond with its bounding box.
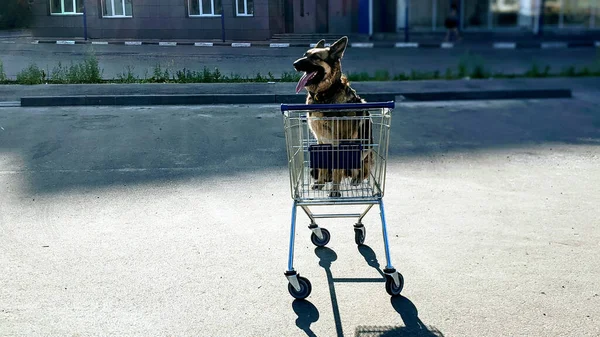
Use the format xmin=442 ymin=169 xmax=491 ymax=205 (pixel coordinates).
xmin=295 ymin=71 xmax=318 ymax=94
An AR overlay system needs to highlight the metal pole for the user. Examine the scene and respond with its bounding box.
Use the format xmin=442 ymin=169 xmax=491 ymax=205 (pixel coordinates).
xmin=404 ymin=0 xmax=409 ymax=42
xmin=533 ymin=0 xmax=541 ymax=34
xmin=488 ymin=0 xmax=492 ymax=29
xmin=221 ymin=2 xmax=225 ymax=42
xmin=83 ymin=0 xmax=88 ymax=41
xmin=591 ymin=0 xmax=596 ymax=28
xmin=558 ymin=0 xmax=564 ymax=28
xmin=459 ymin=0 xmax=464 ymax=31
xmin=369 ymin=0 xmax=373 ymax=37
xmin=432 ymin=0 xmax=437 ymax=31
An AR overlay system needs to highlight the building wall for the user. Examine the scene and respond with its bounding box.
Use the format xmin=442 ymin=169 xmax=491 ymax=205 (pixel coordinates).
xmin=29 ymin=0 xmax=600 ymax=39
xmin=30 ymin=0 xmax=273 ymax=40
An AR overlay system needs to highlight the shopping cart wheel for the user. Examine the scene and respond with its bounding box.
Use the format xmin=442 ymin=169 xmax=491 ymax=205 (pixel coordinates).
xmin=310 ymin=228 xmax=331 ymax=247
xmin=385 ymin=271 xmax=405 ymax=296
xmin=288 ymin=276 xmax=312 ymax=299
xmin=354 ymin=225 xmax=366 ymax=245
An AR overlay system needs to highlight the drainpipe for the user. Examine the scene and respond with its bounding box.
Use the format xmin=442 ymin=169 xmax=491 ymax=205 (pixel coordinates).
xmin=404 ymin=0 xmax=409 ymax=42
xmin=533 ymin=0 xmax=540 ymax=35
xmin=83 ymin=0 xmax=88 ymax=40
xmin=537 ymin=0 xmax=545 ymax=36
xmin=221 ymin=2 xmax=225 ymax=42
xmin=369 ymin=0 xmax=373 ymax=37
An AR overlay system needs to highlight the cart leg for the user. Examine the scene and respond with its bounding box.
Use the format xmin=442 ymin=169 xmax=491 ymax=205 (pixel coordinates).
xmin=285 ymin=201 xmax=301 ymax=291
xmin=379 ymin=199 xmax=401 ymax=287
xmin=354 ymin=204 xmax=373 ymax=245
xmin=300 ymin=205 xmax=324 ymax=240
xmin=357 ymin=204 xmax=374 ymax=224
xmin=300 ymin=205 xmax=317 ymax=225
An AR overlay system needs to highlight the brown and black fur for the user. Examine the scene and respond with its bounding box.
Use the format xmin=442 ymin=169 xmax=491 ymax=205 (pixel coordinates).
xmin=293 ymin=36 xmax=373 ymax=197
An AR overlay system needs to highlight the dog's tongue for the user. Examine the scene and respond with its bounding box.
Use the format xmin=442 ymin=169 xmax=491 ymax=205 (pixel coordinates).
xmin=295 ymin=72 xmax=316 ymax=94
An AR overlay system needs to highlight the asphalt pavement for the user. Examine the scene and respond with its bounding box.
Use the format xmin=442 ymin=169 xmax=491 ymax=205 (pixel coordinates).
xmin=0 ymin=42 xmax=598 ymax=80
xmin=1 ymin=96 xmax=599 ymax=336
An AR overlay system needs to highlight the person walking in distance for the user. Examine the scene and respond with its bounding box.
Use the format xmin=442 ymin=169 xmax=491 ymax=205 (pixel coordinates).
xmin=444 ymin=3 xmax=461 ymax=42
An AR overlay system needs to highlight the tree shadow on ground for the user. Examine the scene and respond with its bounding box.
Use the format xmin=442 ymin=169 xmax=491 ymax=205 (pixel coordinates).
xmin=0 ymin=98 xmax=598 ymax=195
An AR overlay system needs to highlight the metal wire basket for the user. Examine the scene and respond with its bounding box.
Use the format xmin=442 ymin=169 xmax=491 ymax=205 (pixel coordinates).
xmin=282 ymin=102 xmax=392 ymax=203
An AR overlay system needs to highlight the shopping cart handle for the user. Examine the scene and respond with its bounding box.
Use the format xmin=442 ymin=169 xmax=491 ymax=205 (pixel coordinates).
xmin=280 ymin=101 xmax=395 ymax=113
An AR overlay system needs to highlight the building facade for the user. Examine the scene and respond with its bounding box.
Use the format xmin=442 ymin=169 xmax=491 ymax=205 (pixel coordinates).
xmin=29 ymin=0 xmax=599 ymax=40
xmin=30 ymin=0 xmax=281 ymax=40
xmin=396 ymin=0 xmax=599 ymax=33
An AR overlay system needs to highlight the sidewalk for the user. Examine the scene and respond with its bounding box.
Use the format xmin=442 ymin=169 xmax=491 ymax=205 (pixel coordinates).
xmin=0 ymin=29 xmax=32 ymax=38
xmin=3 ymin=77 xmax=597 ymax=106
xmin=274 ymin=30 xmax=600 ymax=49
xmin=10 ymin=30 xmax=599 ymax=49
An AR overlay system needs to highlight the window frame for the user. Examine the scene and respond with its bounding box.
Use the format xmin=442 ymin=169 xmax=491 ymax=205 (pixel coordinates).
xmin=235 ymin=0 xmax=254 ymax=17
xmin=49 ymin=0 xmax=83 ymax=15
xmin=102 ymin=0 xmax=133 ymax=18
xmin=188 ymin=0 xmax=222 ymax=17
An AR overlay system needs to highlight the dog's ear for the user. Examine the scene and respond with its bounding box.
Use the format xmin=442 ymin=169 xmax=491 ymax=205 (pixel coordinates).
xmin=315 ymin=39 xmax=326 ymax=49
xmin=329 ymin=36 xmax=348 ymax=59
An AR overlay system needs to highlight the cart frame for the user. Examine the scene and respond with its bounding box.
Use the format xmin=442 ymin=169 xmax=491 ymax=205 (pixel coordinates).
xmin=281 ymin=101 xmax=404 ymax=299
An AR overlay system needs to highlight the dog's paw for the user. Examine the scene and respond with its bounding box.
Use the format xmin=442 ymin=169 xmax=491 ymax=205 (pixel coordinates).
xmin=351 ymin=177 xmax=364 ymax=186
xmin=311 ymin=169 xmax=333 ymax=182
xmin=311 ymin=183 xmax=324 ymax=190
xmin=329 ymin=191 xmax=342 ymax=198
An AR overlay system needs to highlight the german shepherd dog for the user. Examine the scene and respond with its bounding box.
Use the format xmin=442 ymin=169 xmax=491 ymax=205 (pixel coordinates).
xmin=293 ymin=36 xmax=373 ymax=197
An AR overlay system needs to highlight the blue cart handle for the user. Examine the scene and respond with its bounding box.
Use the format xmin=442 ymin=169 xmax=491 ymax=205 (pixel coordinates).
xmin=281 ymin=101 xmax=395 ymax=113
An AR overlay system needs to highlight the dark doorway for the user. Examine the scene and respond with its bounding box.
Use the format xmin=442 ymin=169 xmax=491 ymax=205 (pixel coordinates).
xmin=316 ymin=0 xmax=329 ymax=33
xmin=284 ymin=0 xmax=294 ymax=33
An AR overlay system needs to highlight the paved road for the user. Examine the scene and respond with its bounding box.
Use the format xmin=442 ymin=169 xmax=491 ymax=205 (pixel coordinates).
xmin=1 ymin=97 xmax=600 ymax=336
xmin=0 ymin=42 xmax=598 ymax=79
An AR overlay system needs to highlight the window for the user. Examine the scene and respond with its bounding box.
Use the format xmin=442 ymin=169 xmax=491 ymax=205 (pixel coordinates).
xmin=189 ymin=0 xmax=222 ymax=16
xmin=50 ymin=0 xmax=83 ymax=14
xmin=102 ymin=0 xmax=133 ymax=17
xmin=236 ymin=0 xmax=254 ymax=16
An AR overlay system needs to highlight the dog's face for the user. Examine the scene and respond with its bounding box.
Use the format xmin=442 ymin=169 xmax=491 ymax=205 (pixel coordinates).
xmin=293 ymin=36 xmax=348 ymax=94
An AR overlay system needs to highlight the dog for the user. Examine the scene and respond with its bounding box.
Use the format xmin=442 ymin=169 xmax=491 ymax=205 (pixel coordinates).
xmin=293 ymin=36 xmax=373 ymax=198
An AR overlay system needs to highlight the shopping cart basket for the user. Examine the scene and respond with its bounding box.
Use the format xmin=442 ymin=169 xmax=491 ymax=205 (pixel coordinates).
xmin=281 ymin=101 xmax=404 ymax=299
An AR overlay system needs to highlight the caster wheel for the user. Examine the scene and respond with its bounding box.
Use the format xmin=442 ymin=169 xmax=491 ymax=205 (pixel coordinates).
xmin=288 ymin=276 xmax=312 ymax=299
xmin=385 ymin=272 xmax=404 ymax=296
xmin=310 ymin=228 xmax=331 ymax=247
xmin=354 ymin=226 xmax=366 ymax=245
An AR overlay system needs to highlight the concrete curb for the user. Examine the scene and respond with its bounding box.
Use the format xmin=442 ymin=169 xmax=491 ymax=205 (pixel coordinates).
xmin=33 ymin=39 xmax=600 ymax=49
xmin=20 ymin=89 xmax=572 ymax=107
xmin=398 ymin=89 xmax=572 ymax=101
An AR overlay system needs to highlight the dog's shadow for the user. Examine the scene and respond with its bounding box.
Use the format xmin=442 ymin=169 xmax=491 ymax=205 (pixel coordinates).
xmin=355 ymin=245 xmax=444 ymax=336
xmin=379 ymin=295 xmax=445 ymax=337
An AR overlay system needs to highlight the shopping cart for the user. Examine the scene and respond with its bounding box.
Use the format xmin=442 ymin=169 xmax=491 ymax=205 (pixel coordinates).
xmin=280 ymin=101 xmax=404 ymax=299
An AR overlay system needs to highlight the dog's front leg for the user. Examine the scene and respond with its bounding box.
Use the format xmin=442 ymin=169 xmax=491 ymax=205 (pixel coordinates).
xmin=352 ymin=150 xmax=372 ymax=185
xmin=311 ymin=168 xmax=329 ymax=190
xmin=329 ymin=169 xmax=344 ymax=197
